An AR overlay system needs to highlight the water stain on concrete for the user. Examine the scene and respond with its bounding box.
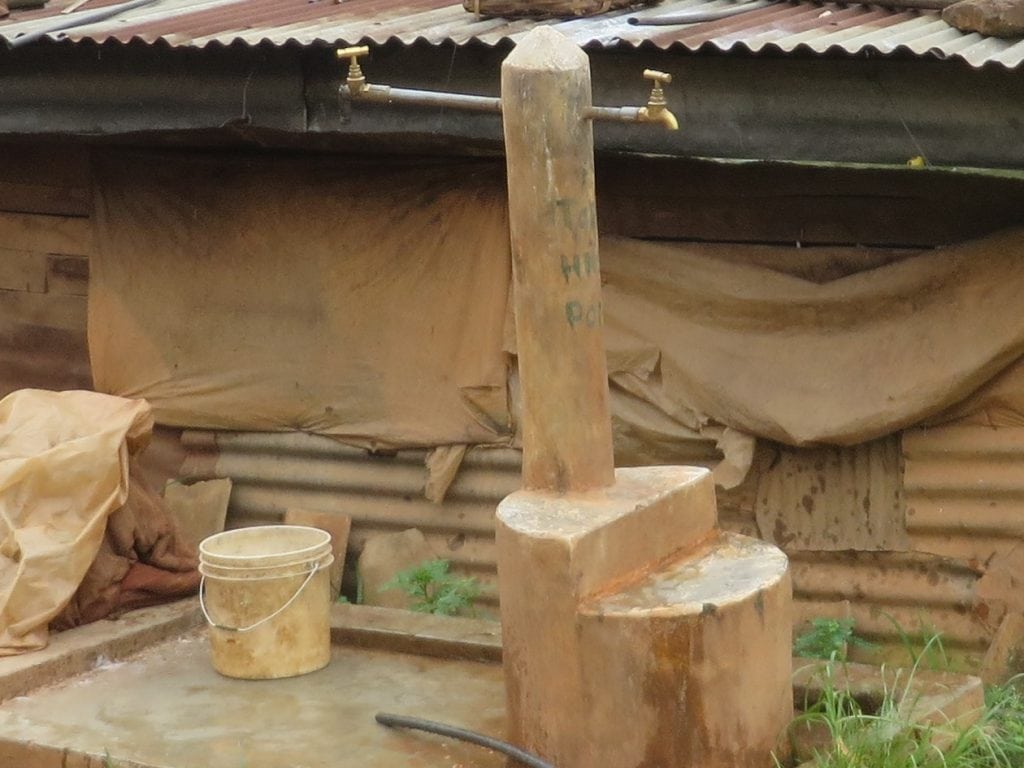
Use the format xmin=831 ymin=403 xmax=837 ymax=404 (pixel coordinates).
xmin=0 ymin=630 xmax=507 ymax=768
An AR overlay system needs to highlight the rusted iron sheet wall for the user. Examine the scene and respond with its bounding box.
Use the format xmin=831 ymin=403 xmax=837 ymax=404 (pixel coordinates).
xmin=177 ymin=430 xmax=721 ymax=594
xmin=718 ymin=440 xmax=987 ymax=655
xmin=754 ymin=436 xmax=907 ymax=552
xmin=904 ymin=425 xmax=1024 ymax=569
xmin=0 ymin=144 xmax=92 ymax=396
xmin=179 ymin=428 xmax=996 ymax=654
xmin=178 ymin=430 xmax=522 ymax=595
xmin=789 ymin=551 xmax=987 ymax=652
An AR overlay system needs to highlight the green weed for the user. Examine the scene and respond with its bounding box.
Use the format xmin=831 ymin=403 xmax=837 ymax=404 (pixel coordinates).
xmin=383 ymin=559 xmax=480 ymax=617
xmin=782 ymin=629 xmax=1024 ymax=768
xmin=794 ymin=617 xmax=876 ymax=662
xmin=984 ymin=677 xmax=1024 ymax=759
xmin=883 ymin=613 xmax=954 ymax=672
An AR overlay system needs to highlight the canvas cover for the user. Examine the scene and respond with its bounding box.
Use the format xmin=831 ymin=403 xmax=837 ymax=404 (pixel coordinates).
xmin=90 ymin=153 xmax=512 ymax=449
xmin=89 ymin=152 xmax=1024 ymax=474
xmin=599 ymin=228 xmax=1024 ymax=447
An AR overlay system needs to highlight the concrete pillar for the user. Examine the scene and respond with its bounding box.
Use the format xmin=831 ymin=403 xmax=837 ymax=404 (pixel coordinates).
xmin=501 ymin=26 xmax=614 ymax=494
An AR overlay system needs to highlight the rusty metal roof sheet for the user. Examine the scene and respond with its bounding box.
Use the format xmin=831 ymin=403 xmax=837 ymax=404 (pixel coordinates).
xmin=3 ymin=0 xmax=1023 ymax=69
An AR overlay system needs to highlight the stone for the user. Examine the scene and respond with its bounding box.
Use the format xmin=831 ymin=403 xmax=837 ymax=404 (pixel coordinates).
xmin=975 ymin=543 xmax=1024 ymax=614
xmin=943 ymin=0 xmax=1024 ymax=38
xmin=791 ymin=660 xmax=984 ymax=764
xmin=357 ymin=528 xmax=437 ymax=609
xmin=981 ymin=612 xmax=1024 ymax=685
xmin=162 ymin=478 xmax=231 ymax=549
xmin=283 ymin=509 xmax=352 ymax=600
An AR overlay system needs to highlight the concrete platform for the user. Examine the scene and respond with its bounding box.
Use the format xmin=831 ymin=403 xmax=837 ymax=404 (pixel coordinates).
xmin=0 ymin=599 xmax=987 ymax=768
xmin=0 ymin=603 xmax=506 ymax=768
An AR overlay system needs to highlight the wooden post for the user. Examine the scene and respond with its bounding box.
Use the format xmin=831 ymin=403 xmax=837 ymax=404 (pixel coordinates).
xmin=501 ymin=27 xmax=615 ymax=494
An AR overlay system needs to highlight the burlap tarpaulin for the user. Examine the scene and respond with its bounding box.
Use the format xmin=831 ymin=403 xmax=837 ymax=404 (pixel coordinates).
xmin=89 ymin=151 xmax=1024 ymax=483
xmin=599 ymin=228 xmax=1024 ymax=447
xmin=90 ymin=153 xmax=512 ymax=449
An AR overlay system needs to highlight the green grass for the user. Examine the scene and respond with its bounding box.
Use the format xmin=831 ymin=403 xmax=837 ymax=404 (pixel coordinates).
xmin=783 ymin=623 xmax=1024 ymax=768
xmin=884 ymin=614 xmax=956 ymax=673
xmin=383 ymin=559 xmax=480 ymax=617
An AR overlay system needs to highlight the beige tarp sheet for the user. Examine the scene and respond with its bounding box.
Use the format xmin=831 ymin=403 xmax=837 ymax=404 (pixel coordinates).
xmin=0 ymin=389 xmax=152 ymax=654
xmin=90 ymin=154 xmax=511 ymax=449
xmin=599 ymin=228 xmax=1024 ymax=447
xmin=89 ymin=152 xmax=1024 ymax=467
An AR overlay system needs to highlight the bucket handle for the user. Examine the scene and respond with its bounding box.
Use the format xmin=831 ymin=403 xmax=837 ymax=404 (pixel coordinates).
xmin=199 ymin=562 xmax=319 ymax=634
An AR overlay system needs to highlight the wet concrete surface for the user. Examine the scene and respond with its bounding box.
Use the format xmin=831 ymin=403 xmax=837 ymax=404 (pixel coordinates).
xmin=0 ymin=630 xmax=507 ymax=768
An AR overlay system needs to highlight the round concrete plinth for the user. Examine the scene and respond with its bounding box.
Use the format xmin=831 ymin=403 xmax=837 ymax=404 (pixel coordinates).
xmin=579 ymin=532 xmax=792 ymax=768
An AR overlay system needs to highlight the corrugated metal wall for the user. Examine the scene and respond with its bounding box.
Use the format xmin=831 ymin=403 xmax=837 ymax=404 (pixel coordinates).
xmin=178 ymin=424 xmax=1020 ymax=660
xmin=179 ymin=430 xmax=521 ymax=597
xmin=904 ymin=425 xmax=1024 ymax=568
xmin=177 ymin=429 xmax=721 ymax=603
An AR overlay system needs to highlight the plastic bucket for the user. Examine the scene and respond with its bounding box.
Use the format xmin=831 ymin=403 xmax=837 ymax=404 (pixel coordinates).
xmin=199 ymin=525 xmax=334 ymax=680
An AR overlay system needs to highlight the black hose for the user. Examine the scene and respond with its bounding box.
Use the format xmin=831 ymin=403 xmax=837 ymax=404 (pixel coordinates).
xmin=7 ymin=0 xmax=160 ymax=49
xmin=375 ymin=712 xmax=556 ymax=768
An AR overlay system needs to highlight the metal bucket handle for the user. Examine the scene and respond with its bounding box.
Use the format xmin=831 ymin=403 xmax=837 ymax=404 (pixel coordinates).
xmin=199 ymin=559 xmax=322 ymax=634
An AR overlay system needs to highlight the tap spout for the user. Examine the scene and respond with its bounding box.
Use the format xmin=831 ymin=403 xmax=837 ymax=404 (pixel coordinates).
xmin=584 ymin=69 xmax=679 ymax=131
xmin=638 ymin=105 xmax=679 ymax=131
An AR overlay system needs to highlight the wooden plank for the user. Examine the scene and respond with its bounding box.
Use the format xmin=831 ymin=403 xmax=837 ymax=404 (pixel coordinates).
xmin=329 ymin=603 xmax=501 ymax=663
xmin=0 ymin=182 xmax=91 ymax=218
xmin=46 ymin=255 xmax=88 ymax=296
xmin=0 ymin=144 xmax=89 ymax=186
xmin=596 ymin=157 xmax=1024 ymax=247
xmin=0 ymin=249 xmax=47 ymax=293
xmin=0 ymin=144 xmax=91 ymax=217
xmin=284 ymin=508 xmax=352 ymax=599
xmin=0 ymin=319 xmax=90 ymax=399
xmin=0 ymin=289 xmax=86 ymax=333
xmin=0 ymin=212 xmax=93 ymax=255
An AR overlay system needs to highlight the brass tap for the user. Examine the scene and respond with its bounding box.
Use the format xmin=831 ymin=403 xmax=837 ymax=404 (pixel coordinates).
xmin=638 ymin=70 xmax=679 ymax=131
xmin=336 ymin=46 xmax=370 ymax=97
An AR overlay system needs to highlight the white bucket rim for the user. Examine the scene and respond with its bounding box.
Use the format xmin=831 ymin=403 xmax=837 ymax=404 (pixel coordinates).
xmin=200 ymin=525 xmax=332 ymax=566
xmin=199 ymin=552 xmax=334 ymax=581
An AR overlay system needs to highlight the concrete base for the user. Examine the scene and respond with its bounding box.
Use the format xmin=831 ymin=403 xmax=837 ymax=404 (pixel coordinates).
xmin=579 ymin=533 xmax=792 ymax=767
xmin=0 ymin=628 xmax=506 ymax=768
xmin=0 ymin=601 xmax=991 ymax=768
xmin=497 ymin=466 xmax=792 ymax=768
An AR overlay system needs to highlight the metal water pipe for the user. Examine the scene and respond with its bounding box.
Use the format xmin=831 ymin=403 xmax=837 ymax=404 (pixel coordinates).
xmin=335 ymin=45 xmax=679 ymax=131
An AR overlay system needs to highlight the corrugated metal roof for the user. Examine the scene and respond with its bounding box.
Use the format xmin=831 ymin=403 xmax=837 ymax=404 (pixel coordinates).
xmin=2 ymin=0 xmax=1022 ymax=69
